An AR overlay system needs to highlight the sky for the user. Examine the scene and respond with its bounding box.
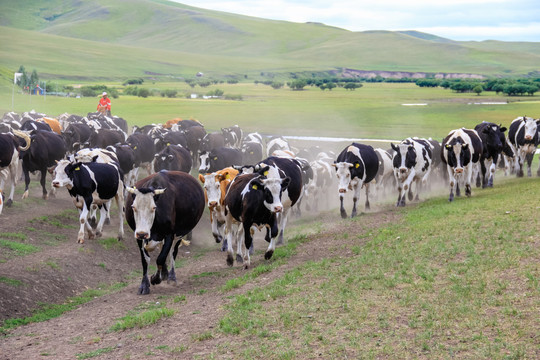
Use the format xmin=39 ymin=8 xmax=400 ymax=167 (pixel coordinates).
xmin=174 ymin=0 xmax=540 ymax=42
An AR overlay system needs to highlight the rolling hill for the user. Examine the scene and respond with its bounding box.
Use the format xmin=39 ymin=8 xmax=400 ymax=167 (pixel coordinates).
xmin=1 ymin=0 xmax=540 ymax=82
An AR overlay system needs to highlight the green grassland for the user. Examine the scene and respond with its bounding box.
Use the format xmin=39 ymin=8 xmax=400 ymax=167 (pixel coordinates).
xmin=1 ymin=0 xmax=540 ymax=81
xmin=215 ymin=176 xmax=540 ymax=359
xmin=2 ymin=81 xmax=539 ymax=141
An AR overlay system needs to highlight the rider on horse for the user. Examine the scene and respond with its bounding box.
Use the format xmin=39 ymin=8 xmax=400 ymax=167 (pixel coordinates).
xmin=97 ymin=92 xmax=111 ymax=115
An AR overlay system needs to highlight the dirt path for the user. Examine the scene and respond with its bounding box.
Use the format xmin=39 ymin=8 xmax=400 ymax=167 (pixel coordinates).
xmin=0 ymin=182 xmax=401 ymax=359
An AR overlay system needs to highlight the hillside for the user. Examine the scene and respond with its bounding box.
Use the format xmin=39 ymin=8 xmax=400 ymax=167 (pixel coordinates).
xmin=1 ymin=0 xmax=540 ymax=81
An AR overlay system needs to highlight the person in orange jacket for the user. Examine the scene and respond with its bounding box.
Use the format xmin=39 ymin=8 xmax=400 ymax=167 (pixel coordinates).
xmin=97 ymin=92 xmax=111 ymax=115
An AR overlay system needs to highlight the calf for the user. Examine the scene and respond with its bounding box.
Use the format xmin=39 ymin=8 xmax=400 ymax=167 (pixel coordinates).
xmin=441 ymin=128 xmax=483 ymax=201
xmin=52 ymin=159 xmax=125 ymax=243
xmin=474 ymin=122 xmax=507 ymax=187
xmin=125 ymin=171 xmax=205 ymax=295
xmin=20 ymin=130 xmax=67 ymax=200
xmin=199 ymin=147 xmax=243 ymax=173
xmin=507 ymin=116 xmax=540 ymax=177
xmin=333 ymin=143 xmax=379 ymax=217
xmin=391 ymin=138 xmax=433 ymax=207
xmin=198 ymin=167 xmax=239 ymax=250
xmin=154 ymin=145 xmax=192 ymax=173
xmin=223 ymin=166 xmax=290 ymax=268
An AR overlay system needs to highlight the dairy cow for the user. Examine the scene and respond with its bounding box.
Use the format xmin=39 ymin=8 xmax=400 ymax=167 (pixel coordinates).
xmin=507 ymin=116 xmax=540 ymax=177
xmin=198 ymin=167 xmax=239 ymax=250
xmin=52 ymin=159 xmax=125 ymax=243
xmin=125 ymin=171 xmax=205 ymax=295
xmin=441 ymin=128 xmax=483 ymax=201
xmin=474 ymin=122 xmax=507 ymax=187
xmin=199 ymin=147 xmax=243 ymax=174
xmin=0 ymin=130 xmax=30 ymax=213
xmin=154 ymin=145 xmax=192 ymax=173
xmin=333 ymin=143 xmax=379 ymax=217
xmin=391 ymin=138 xmax=433 ymax=207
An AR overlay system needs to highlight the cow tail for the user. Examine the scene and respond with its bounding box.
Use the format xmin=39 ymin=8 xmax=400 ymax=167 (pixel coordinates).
xmin=12 ymin=129 xmax=31 ymax=151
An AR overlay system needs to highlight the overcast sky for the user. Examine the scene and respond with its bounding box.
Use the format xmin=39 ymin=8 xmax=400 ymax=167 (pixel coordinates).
xmin=174 ymin=0 xmax=540 ymax=42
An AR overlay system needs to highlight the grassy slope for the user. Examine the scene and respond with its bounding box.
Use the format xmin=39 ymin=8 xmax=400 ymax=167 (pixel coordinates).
xmin=217 ymin=176 xmax=540 ymax=359
xmin=1 ymin=0 xmax=540 ymax=79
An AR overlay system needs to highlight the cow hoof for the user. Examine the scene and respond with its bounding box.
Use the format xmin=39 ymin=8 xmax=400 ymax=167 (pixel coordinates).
xmin=78 ymin=238 xmax=85 ymax=244
xmin=249 ymin=244 xmax=254 ymax=256
xmin=21 ymin=191 xmax=28 ymax=200
xmin=42 ymin=194 xmax=48 ymax=200
xmin=137 ymin=285 xmax=150 ymax=295
xmin=95 ymin=231 xmax=102 ymax=238
xmin=214 ymin=234 xmax=222 ymax=243
xmin=226 ymin=253 xmax=234 ymax=267
xmin=87 ymin=232 xmax=95 ymax=240
xmin=340 ymin=210 xmax=347 ymax=219
xmin=236 ymin=254 xmax=243 ymax=264
xmin=6 ymin=199 xmax=13 ymax=207
xmin=150 ymin=273 xmax=162 ymax=285
xmin=117 ymin=235 xmax=123 ymax=241
xmin=264 ymin=250 xmax=274 ymax=260
xmin=167 ymin=270 xmax=177 ymax=284
xmin=48 ymin=193 xmax=56 ymax=199
xmin=104 ymin=218 xmax=111 ymax=226
xmin=243 ymin=263 xmax=250 ymax=270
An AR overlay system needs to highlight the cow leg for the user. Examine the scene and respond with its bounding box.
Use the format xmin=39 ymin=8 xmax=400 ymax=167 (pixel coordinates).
xmin=89 ymin=204 xmax=98 ymax=228
xmin=167 ymin=242 xmax=178 ymax=285
xmin=78 ymin=200 xmax=92 ymax=243
xmin=242 ymin=223 xmax=253 ymax=269
xmin=6 ymin=165 xmax=17 ymax=207
xmin=396 ymin=186 xmax=405 ymax=207
xmin=447 ymin=167 xmax=456 ymax=202
xmin=526 ymin=152 xmax=533 ymax=177
xmin=236 ymin=226 xmax=245 ymax=264
xmin=487 ymin=158 xmax=496 ymax=187
xmin=211 ymin=212 xmax=222 ymax=243
xmin=225 ymin=217 xmax=236 ymax=267
xmin=364 ymin=183 xmax=371 ymax=211
xmin=264 ymin=218 xmax=280 ymax=262
xmin=21 ymin=167 xmax=30 ymax=199
xmin=94 ymin=201 xmax=110 ymax=238
xmin=39 ymin=170 xmax=48 ymax=200
xmin=137 ymin=239 xmax=151 ymax=295
xmin=517 ymin=152 xmax=525 ymax=177
xmin=151 ymin=235 xmax=174 ymax=285
xmin=115 ymin=192 xmax=124 ymax=241
xmin=339 ymin=194 xmax=347 ymax=218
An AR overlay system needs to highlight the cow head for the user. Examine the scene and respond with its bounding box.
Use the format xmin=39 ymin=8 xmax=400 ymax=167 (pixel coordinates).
xmin=199 ymin=173 xmax=221 ymax=210
xmin=332 ymin=161 xmax=358 ymax=193
xmin=482 ymin=124 xmax=504 ymax=151
xmin=198 ymin=151 xmax=210 ymax=173
xmin=391 ymin=142 xmax=417 ymax=182
xmin=249 ymin=166 xmax=289 ymax=213
xmin=52 ymin=159 xmax=75 ymax=189
xmin=522 ymin=117 xmax=539 ymax=142
xmin=126 ymin=187 xmax=166 ymax=241
xmin=154 ymin=151 xmax=175 ymax=171
xmin=445 ymin=140 xmax=471 ymax=175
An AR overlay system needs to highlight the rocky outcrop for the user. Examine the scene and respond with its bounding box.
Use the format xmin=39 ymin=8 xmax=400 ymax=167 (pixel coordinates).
xmin=337 ymin=68 xmax=485 ymax=80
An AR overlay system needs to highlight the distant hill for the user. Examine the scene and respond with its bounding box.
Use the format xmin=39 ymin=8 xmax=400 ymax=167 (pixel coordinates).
xmin=1 ymin=0 xmax=539 ymax=81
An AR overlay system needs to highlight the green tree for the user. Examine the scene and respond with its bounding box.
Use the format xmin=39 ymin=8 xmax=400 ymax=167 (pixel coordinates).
xmin=288 ymin=79 xmax=307 ymax=90
xmin=473 ymin=85 xmax=483 ymax=95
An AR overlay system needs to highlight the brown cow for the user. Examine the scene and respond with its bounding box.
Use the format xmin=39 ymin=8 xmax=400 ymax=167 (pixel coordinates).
xmin=37 ymin=117 xmax=62 ymax=134
xmin=198 ymin=167 xmax=239 ymax=250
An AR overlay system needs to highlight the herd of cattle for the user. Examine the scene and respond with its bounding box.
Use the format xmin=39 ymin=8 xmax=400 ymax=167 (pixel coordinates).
xmin=0 ymin=110 xmax=539 ymax=295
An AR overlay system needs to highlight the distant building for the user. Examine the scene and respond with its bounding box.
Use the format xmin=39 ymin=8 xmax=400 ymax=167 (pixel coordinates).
xmin=196 ymin=72 xmax=204 ymax=77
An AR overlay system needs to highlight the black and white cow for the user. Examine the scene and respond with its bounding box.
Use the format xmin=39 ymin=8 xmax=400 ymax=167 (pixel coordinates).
xmin=20 ymin=130 xmax=67 ymax=200
xmin=507 ymin=116 xmax=540 ymax=177
xmin=441 ymin=128 xmax=483 ymax=201
xmin=333 ymin=143 xmax=379 ymax=217
xmin=52 ymin=159 xmax=125 ymax=243
xmin=62 ymin=122 xmax=93 ymax=155
xmin=154 ymin=145 xmax=192 ymax=173
xmin=223 ymin=166 xmax=290 ymax=268
xmin=474 ymin=122 xmax=507 ymax=187
xmin=241 ymin=141 xmax=264 ymax=165
xmin=266 ymin=136 xmax=291 ymax=157
xmin=222 ymin=125 xmax=243 ymax=149
xmin=372 ymin=148 xmax=394 ymax=198
xmin=125 ymin=171 xmax=205 ymax=295
xmin=184 ymin=125 xmax=207 ymax=168
xmin=391 ymin=138 xmax=433 ymax=207
xmin=0 ymin=130 xmax=30 ymax=213
xmin=199 ymin=147 xmax=243 ymax=174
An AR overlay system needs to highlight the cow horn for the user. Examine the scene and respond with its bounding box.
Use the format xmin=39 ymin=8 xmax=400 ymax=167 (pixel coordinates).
xmin=154 ymin=188 xmax=166 ymax=195
xmin=12 ymin=129 xmax=31 ymax=151
xmin=126 ymin=187 xmax=137 ymax=194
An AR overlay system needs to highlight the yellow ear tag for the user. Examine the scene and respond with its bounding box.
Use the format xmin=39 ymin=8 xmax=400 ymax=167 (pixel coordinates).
xmin=213 ymin=157 xmax=218 ymax=160
xmin=134 ymin=146 xmax=137 ymax=150
xmin=355 ymin=163 xmax=359 ymax=168
xmin=167 ymin=142 xmax=170 ymax=146
xmin=252 ymin=184 xmax=258 ymax=190
xmin=264 ymin=171 xmax=269 ymax=176
xmin=250 ymin=151 xmax=254 ymax=155
xmin=226 ymin=174 xmax=230 ymax=180
xmin=75 ymin=167 xmax=80 ymax=171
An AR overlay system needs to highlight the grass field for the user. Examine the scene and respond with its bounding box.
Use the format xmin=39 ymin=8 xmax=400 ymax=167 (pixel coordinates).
xmin=215 ymin=176 xmax=540 ymax=359
xmin=2 ymin=81 xmax=539 ymax=141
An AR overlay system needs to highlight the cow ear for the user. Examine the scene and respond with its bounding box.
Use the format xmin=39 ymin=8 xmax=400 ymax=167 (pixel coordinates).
xmin=126 ymin=187 xmax=137 ymax=194
xmin=251 ymin=178 xmax=263 ymax=191
xmin=500 ymin=126 xmax=507 ymax=132
xmin=445 ymin=144 xmax=452 ymax=149
xmin=198 ymin=174 xmax=205 ymax=183
xmin=390 ymin=143 xmax=398 ymax=151
xmin=167 ymin=154 xmax=174 ymax=161
xmin=462 ymin=143 xmax=469 ymax=149
xmin=281 ymin=177 xmax=290 ymax=189
xmin=154 ymin=153 xmax=159 ymax=158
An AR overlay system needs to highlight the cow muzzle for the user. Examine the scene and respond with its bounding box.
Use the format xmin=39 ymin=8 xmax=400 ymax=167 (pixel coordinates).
xmin=525 ymin=135 xmax=533 ymax=141
xmin=338 ymin=188 xmax=346 ymax=193
xmin=273 ymin=206 xmax=283 ymax=213
xmin=136 ymin=231 xmax=149 ymax=240
xmin=454 ymin=168 xmax=464 ymax=174
xmin=399 ymin=168 xmax=407 ymax=174
xmin=52 ymin=181 xmax=60 ymax=188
